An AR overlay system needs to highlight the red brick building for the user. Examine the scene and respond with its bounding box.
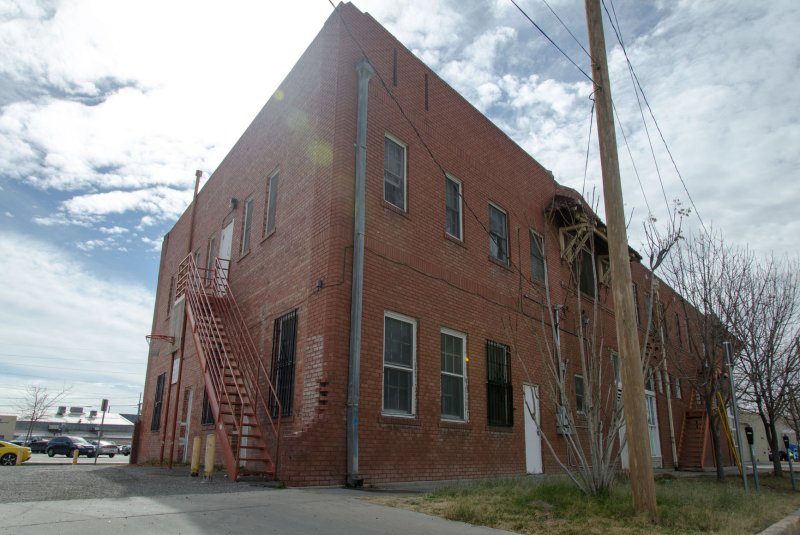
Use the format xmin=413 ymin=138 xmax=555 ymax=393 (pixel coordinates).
xmin=137 ymin=3 xmax=728 ymax=485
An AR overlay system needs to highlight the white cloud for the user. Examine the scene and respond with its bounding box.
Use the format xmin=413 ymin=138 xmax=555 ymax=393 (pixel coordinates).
xmin=0 ymin=231 xmax=153 ymax=410
xmin=99 ymin=226 xmax=128 ymax=235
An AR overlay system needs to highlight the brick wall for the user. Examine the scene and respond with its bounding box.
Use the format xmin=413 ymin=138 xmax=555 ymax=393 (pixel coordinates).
xmin=137 ymin=3 xmax=705 ymax=485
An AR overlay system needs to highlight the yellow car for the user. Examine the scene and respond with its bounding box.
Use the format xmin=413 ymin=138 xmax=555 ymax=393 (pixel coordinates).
xmin=0 ymin=440 xmax=31 ymax=466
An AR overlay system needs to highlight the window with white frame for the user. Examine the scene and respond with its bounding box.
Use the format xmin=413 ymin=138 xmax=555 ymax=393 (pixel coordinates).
xmin=384 ymin=136 xmax=406 ymax=210
xmin=530 ymin=230 xmax=545 ymax=282
xmin=673 ymin=375 xmax=682 ymax=399
xmin=241 ymin=196 xmax=254 ymax=255
xmin=441 ymin=328 xmax=467 ymax=420
xmin=445 ymin=175 xmax=462 ymax=240
xmin=265 ymin=170 xmax=279 ymax=235
xmin=383 ymin=312 xmax=416 ymax=415
xmin=656 ymin=367 xmax=663 ymax=393
xmin=488 ymin=203 xmax=508 ymax=263
xmin=575 ymin=374 xmax=585 ymax=414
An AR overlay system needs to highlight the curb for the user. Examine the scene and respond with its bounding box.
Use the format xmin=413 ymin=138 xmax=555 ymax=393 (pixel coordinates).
xmin=758 ymin=508 xmax=800 ymax=535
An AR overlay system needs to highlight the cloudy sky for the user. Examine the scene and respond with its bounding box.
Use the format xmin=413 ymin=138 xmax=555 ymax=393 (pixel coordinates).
xmin=1 ymin=0 xmax=797 ymax=418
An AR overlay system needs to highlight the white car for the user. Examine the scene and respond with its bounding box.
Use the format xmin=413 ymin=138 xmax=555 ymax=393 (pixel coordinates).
xmin=90 ymin=440 xmax=119 ymax=457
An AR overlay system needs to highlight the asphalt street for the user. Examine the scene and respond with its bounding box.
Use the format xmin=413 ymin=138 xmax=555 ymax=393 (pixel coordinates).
xmin=0 ymin=464 xmax=515 ymax=535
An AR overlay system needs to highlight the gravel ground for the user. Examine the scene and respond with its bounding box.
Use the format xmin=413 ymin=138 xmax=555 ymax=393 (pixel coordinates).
xmin=0 ymin=464 xmax=276 ymax=504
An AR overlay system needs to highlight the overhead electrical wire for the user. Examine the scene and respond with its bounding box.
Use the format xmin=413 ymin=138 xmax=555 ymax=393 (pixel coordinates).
xmin=508 ymin=0 xmax=594 ymax=83
xmin=602 ymin=0 xmax=707 ymax=233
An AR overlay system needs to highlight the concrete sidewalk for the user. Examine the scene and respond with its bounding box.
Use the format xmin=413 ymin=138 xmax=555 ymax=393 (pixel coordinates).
xmin=0 ymin=487 xmax=516 ymax=535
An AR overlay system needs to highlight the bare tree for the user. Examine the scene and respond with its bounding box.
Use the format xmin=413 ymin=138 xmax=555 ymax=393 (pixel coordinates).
xmin=15 ymin=385 xmax=70 ymax=442
xmin=728 ymin=256 xmax=800 ymax=476
xmin=661 ymin=230 xmax=750 ymax=480
xmin=511 ymin=195 xmax=683 ymax=496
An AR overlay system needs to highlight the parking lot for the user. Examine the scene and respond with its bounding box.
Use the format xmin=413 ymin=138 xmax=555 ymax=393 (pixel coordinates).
xmin=0 ymin=464 xmax=513 ymax=535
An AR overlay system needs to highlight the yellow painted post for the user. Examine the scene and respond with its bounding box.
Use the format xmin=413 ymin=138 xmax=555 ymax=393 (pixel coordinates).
xmin=203 ymin=434 xmax=215 ymax=480
xmin=15 ymin=451 xmax=22 ymax=465
xmin=72 ymin=449 xmax=79 ymax=465
xmin=190 ymin=436 xmax=201 ymax=477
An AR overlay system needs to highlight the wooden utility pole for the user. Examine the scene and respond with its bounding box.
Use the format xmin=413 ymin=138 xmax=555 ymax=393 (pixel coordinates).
xmin=584 ymin=0 xmax=657 ymax=519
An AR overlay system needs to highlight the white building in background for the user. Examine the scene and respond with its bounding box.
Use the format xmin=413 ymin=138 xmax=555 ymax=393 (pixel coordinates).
xmin=15 ymin=406 xmax=134 ymax=445
xmin=736 ymin=411 xmax=797 ymax=463
xmin=0 ymin=415 xmax=17 ymax=440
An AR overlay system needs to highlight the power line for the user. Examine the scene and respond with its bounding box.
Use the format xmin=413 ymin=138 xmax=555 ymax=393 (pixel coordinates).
xmin=0 ymin=352 xmax=146 ymax=366
xmin=538 ymin=0 xmax=590 ymax=58
xmin=602 ymin=0 xmax=707 ymax=233
xmin=509 ymin=0 xmax=594 ymax=83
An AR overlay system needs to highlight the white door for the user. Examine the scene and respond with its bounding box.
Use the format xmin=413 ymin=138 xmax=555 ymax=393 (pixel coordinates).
xmin=217 ymin=221 xmax=234 ymax=292
xmin=645 ymin=390 xmax=662 ymax=467
xmin=523 ymin=384 xmax=543 ymax=474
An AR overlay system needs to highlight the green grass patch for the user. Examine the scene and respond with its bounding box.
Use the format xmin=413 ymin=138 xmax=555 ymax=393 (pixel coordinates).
xmin=371 ymin=475 xmax=800 ymax=534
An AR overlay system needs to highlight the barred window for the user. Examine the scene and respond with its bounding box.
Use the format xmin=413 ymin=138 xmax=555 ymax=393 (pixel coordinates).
xmin=201 ymin=389 xmax=214 ymax=425
xmin=486 ymin=341 xmax=512 ymax=426
xmin=151 ymin=373 xmax=165 ymax=431
xmin=271 ymin=309 xmax=298 ymax=417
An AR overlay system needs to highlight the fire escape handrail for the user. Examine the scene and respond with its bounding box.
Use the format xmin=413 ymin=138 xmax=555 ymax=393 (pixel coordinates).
xmin=177 ymin=257 xmax=248 ymax=467
xmin=210 ymin=257 xmax=283 ymax=451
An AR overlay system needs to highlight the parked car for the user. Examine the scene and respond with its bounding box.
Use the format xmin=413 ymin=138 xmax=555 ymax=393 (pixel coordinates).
xmin=119 ymin=444 xmax=131 ymax=456
xmin=45 ymin=436 xmax=96 ymax=458
xmin=0 ymin=440 xmax=31 ymax=466
xmin=29 ymin=437 xmax=50 ymax=453
xmin=90 ymin=440 xmax=119 ymax=457
xmin=9 ymin=435 xmax=49 ymax=451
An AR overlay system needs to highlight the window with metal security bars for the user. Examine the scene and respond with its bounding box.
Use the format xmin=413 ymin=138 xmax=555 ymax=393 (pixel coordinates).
xmin=529 ymin=230 xmax=545 ymax=282
xmin=201 ymin=389 xmax=214 ymax=425
xmin=445 ymin=175 xmax=462 ymax=240
xmin=151 ymin=373 xmax=165 ymax=431
xmin=488 ymin=203 xmax=508 ymax=263
xmin=441 ymin=329 xmax=466 ymax=420
xmin=383 ymin=312 xmax=416 ymax=415
xmin=271 ymin=309 xmax=298 ymax=417
xmin=486 ymin=340 xmax=512 ymax=426
xmin=384 ymin=136 xmax=406 ymax=210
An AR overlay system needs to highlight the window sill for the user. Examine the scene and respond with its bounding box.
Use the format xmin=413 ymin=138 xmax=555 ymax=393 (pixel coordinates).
xmin=439 ymin=419 xmax=471 ymax=430
xmin=444 ymin=232 xmax=466 ymax=248
xmin=487 ymin=425 xmax=514 ymax=433
xmin=488 ymin=256 xmax=512 ymax=271
xmin=260 ymin=229 xmax=276 ymax=244
xmin=237 ymin=249 xmax=251 ymax=263
xmin=382 ymin=200 xmax=410 ymax=219
xmin=379 ymin=414 xmax=420 ymax=427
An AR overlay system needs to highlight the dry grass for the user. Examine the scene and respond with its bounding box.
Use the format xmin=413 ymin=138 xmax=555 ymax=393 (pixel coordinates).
xmin=369 ymin=474 xmax=800 ymax=534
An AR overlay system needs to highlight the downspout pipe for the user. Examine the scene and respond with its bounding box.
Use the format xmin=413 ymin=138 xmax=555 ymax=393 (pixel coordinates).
xmin=347 ymin=58 xmax=374 ymax=487
xmin=166 ymin=170 xmax=202 ymax=468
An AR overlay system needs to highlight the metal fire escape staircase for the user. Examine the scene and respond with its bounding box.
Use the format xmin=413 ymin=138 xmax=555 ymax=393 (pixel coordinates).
xmin=678 ymin=389 xmax=708 ymax=470
xmin=176 ymin=254 xmax=282 ymax=481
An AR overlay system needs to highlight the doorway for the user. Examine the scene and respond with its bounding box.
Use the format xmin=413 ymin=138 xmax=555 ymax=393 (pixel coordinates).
xmin=523 ymin=384 xmax=543 ymax=474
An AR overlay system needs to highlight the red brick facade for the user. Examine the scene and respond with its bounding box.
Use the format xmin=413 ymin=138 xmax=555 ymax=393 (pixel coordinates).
xmin=137 ymin=3 xmax=724 ymax=485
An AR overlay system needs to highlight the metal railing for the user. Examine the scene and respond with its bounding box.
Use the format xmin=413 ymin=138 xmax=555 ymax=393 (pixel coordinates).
xmin=177 ymin=254 xmax=282 ymax=479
